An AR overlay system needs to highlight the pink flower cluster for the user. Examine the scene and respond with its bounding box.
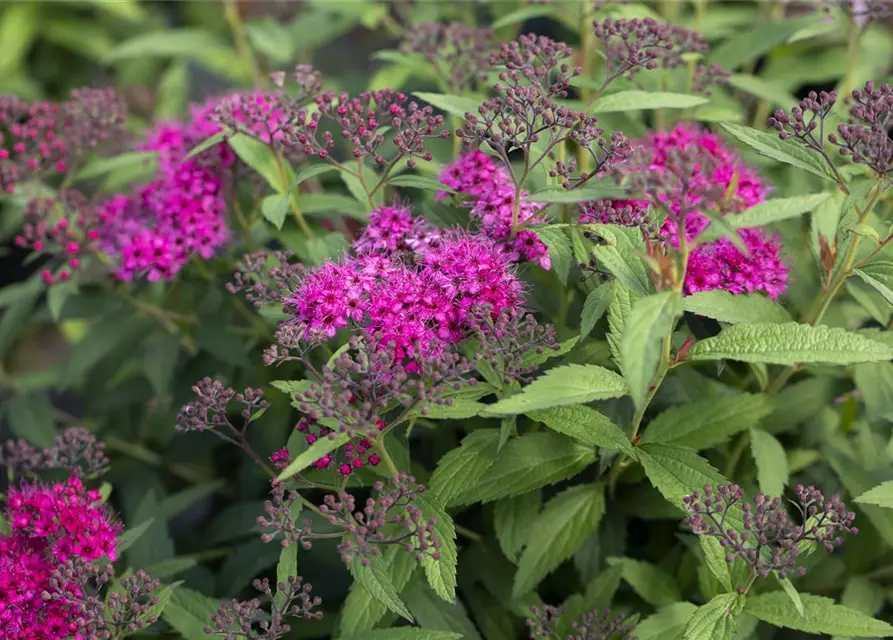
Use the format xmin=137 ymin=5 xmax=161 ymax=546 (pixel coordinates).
xmin=353 ymin=203 xmax=443 ymax=256
xmin=285 ymin=231 xmax=523 ymax=361
xmin=437 ymin=150 xmax=552 ymax=269
xmin=583 ymin=125 xmax=788 ymax=298
xmin=96 ymin=99 xmax=237 ymax=282
xmin=0 ymin=476 xmax=120 ymax=639
xmin=270 ymin=418 xmax=384 ymax=477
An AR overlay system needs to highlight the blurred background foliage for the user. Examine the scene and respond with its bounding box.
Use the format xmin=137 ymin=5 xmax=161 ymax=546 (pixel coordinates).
xmin=1 ymin=1 xmax=892 ymax=638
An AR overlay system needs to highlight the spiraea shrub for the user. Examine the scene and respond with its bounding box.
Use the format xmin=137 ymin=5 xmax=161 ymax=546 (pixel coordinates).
xmin=2 ymin=1 xmax=893 ymax=638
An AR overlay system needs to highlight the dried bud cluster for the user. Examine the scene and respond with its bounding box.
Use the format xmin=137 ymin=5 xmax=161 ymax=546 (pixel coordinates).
xmin=401 ymin=22 xmax=494 ymax=93
xmin=468 ymin=305 xmax=561 ymax=385
xmin=0 ymin=88 xmax=127 ymax=194
xmin=258 ymin=482 xmax=316 ymax=549
xmin=0 ymin=426 xmax=109 ymax=478
xmin=770 ymin=81 xmax=892 ymax=176
xmin=320 ymin=474 xmax=440 ymax=565
xmin=458 ymin=34 xmax=631 ymax=190
xmin=206 ymin=576 xmax=322 ymax=639
xmin=229 ymin=250 xmax=307 ymax=308
xmin=527 ymin=604 xmax=636 ymax=640
xmin=593 ymin=18 xmax=709 ymax=88
xmin=683 ymin=483 xmax=858 ymax=580
xmin=177 ymin=378 xmax=269 ymax=436
xmin=290 ymin=332 xmax=473 ymax=436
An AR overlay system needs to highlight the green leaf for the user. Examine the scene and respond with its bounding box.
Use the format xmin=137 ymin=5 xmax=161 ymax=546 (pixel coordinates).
xmin=641 ymin=394 xmax=774 ymax=450
xmin=744 ymin=591 xmax=893 ymax=637
xmin=637 ymin=443 xmax=743 ymax=529
xmin=607 ymin=557 xmax=682 ymax=607
xmin=245 ymin=17 xmax=295 ymax=64
xmin=418 ymin=496 xmax=458 ymax=603
xmin=750 ymin=428 xmax=788 ymax=497
xmin=532 ymin=227 xmax=572 ymax=282
xmin=718 ymin=122 xmax=837 ymax=184
xmin=778 ymin=577 xmax=806 ymax=619
xmin=458 ymin=432 xmax=596 ymax=506
xmin=116 ymin=518 xmax=155 ymax=555
xmin=158 ymin=480 xmax=224 ymax=520
xmin=292 ymin=163 xmax=337 ymax=186
xmin=228 ymin=133 xmax=294 ymax=192
xmin=143 ymin=332 xmax=180 ymax=397
xmin=727 ymin=74 xmax=798 ymax=108
xmin=6 ymin=392 xmax=56 ymax=448
xmin=143 ymin=580 xmax=179 ymax=621
xmin=75 ymin=151 xmax=158 ymax=182
xmin=855 ymin=481 xmax=893 ymax=509
xmin=699 ymin=536 xmax=733 ymax=592
xmin=855 ymin=262 xmax=893 ymax=305
xmin=349 ymin=557 xmax=414 ymax=623
xmin=480 ymin=364 xmax=626 ymax=416
xmin=274 ymin=543 xmax=298 ymax=609
xmin=619 ymin=291 xmax=683 ymax=406
xmin=527 ymin=404 xmax=635 ymax=456
xmin=525 ymin=182 xmax=627 ymax=203
xmin=339 ymin=630 xmax=462 ymax=640
xmin=184 ymin=132 xmax=226 ymax=160
xmin=412 ymin=398 xmax=485 ymax=420
xmin=65 ymin=312 xmax=151 ymax=382
xmin=687 ymin=322 xmax=893 ymax=365
xmin=491 ymin=4 xmax=555 ymax=28
xmin=825 ymin=448 xmax=893 ymax=548
xmin=580 ymin=282 xmax=613 ymax=338
xmin=413 ymin=92 xmax=482 ymax=117
xmin=636 ymin=603 xmax=698 ymax=640
xmin=683 ymin=290 xmax=792 ymax=324
xmin=277 ymin=432 xmax=351 ymax=481
xmin=494 ymin=491 xmax=541 ymax=563
xmin=104 ymin=29 xmax=229 ymax=62
xmin=591 ymin=91 xmax=708 ymax=113
xmin=340 ymin=548 xmax=417 ymax=636
xmin=261 ymin=194 xmax=290 ymax=230
xmin=730 ymin=193 xmax=831 ymax=228
xmin=388 ymin=174 xmax=453 ymax=193
xmin=683 ymin=593 xmax=744 ymax=640
xmin=162 ymin=586 xmax=222 ymax=640
xmin=513 ymin=484 xmax=605 ymax=598
xmin=709 ymin=16 xmax=821 ymax=69
xmin=608 ymin=282 xmax=635 ymax=374
xmin=143 ymin=557 xmax=197 ymax=580
xmin=404 ymin=576 xmax=482 ymax=640
xmin=428 ymin=430 xmax=501 ymax=506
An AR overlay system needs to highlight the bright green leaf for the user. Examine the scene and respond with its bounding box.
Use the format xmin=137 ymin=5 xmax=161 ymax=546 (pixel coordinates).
xmin=162 ymin=587 xmax=222 ymax=640
xmin=683 ymin=290 xmax=792 ymax=324
xmin=719 ymin=122 xmax=837 ymax=183
xmin=349 ymin=557 xmax=414 ymax=623
xmin=731 ymin=193 xmax=832 ymax=229
xmin=687 ymin=322 xmax=893 ymax=365
xmin=428 ymin=430 xmax=501 ymax=506
xmin=608 ymin=557 xmax=682 ymax=607
xmin=494 ymin=491 xmax=541 ymax=563
xmin=261 ymin=194 xmax=290 ymax=230
xmin=591 ymin=91 xmax=708 ymax=113
xmin=744 ymin=591 xmax=893 ymax=637
xmin=750 ymin=428 xmax=789 ymax=497
xmin=683 ymin=593 xmax=744 ymax=640
xmin=580 ymin=282 xmax=613 ymax=338
xmin=527 ymin=404 xmax=634 ymax=456
xmin=856 ymin=481 xmax=893 ymax=509
xmin=636 ymin=603 xmax=698 ymax=640
xmin=277 ymin=432 xmax=351 ymax=481
xmin=855 ymin=262 xmax=893 ymax=305
xmin=620 ymin=291 xmax=683 ymax=407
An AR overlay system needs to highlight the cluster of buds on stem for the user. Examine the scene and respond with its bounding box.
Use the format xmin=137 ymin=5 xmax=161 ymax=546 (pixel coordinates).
xmin=229 ymin=250 xmax=308 ymax=309
xmin=401 ymin=22 xmax=494 ymax=93
xmin=320 ymin=474 xmax=440 ymax=565
xmin=527 ymin=605 xmax=636 ymax=640
xmin=682 ymin=483 xmax=858 ymax=580
xmin=0 ymin=426 xmax=110 ymax=478
xmin=206 ymin=576 xmax=322 ymax=640
xmin=467 ymin=304 xmax=561 ymax=385
xmin=458 ymin=34 xmax=632 ymax=192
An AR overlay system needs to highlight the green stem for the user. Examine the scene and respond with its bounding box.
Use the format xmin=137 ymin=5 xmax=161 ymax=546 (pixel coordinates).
xmin=373 ymin=436 xmax=400 ymax=478
xmin=273 ymin=150 xmax=314 ymax=238
xmin=223 ymin=0 xmax=261 ymax=87
xmin=455 ymin=524 xmax=483 ymax=543
xmin=724 ymin=431 xmax=751 ymax=479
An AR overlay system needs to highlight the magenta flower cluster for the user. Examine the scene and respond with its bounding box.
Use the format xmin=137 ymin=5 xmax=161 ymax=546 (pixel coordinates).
xmin=438 ymin=150 xmax=552 ymax=269
xmin=582 ymin=124 xmax=789 ymax=298
xmin=94 ymin=98 xmax=239 ymax=282
xmin=285 ymin=230 xmax=523 ymax=362
xmin=0 ymin=476 xmax=120 ymax=639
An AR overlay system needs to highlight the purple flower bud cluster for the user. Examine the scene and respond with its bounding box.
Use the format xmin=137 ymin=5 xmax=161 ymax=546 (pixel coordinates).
xmin=770 ymin=81 xmax=892 ymax=176
xmin=258 ymin=482 xmax=316 ymax=549
xmin=401 ymin=22 xmax=495 ymax=93
xmin=287 ymin=331 xmax=474 ymax=437
xmin=206 ymin=576 xmax=322 ymax=639
xmin=0 ymin=88 xmax=126 ymax=195
xmin=839 ymin=0 xmax=893 ymax=27
xmin=527 ymin=604 xmax=636 ymax=640
xmin=682 ymin=483 xmax=858 ymax=580
xmin=0 ymin=426 xmax=109 ymax=478
xmin=229 ymin=249 xmax=308 ymax=309
xmin=467 ymin=304 xmax=561 ymax=385
xmin=590 ymin=124 xmax=788 ymax=299
xmin=176 ymin=378 xmax=269 ymax=436
xmin=593 ymin=18 xmax=710 ymax=89
xmin=305 ymin=88 xmax=448 ymax=167
xmin=830 ymin=81 xmax=893 ymax=176
xmin=319 ymin=473 xmax=440 ymax=565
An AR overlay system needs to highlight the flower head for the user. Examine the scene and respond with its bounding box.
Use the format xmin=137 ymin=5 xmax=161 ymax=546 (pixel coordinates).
xmin=401 ymin=22 xmax=494 ymax=93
